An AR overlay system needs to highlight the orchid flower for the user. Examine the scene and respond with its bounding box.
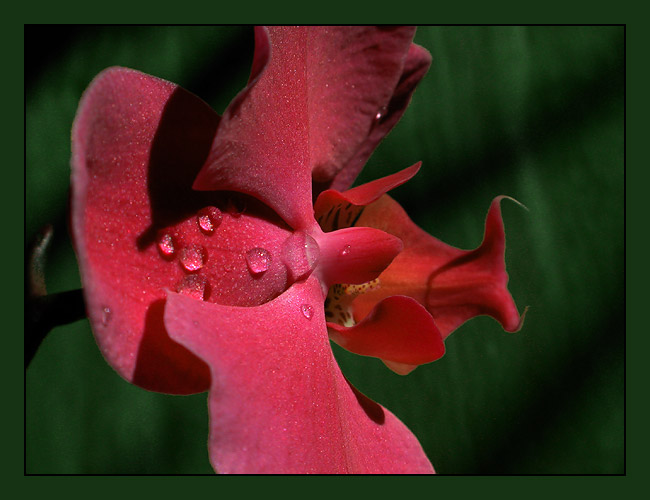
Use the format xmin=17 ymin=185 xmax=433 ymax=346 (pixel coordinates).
xmin=70 ymin=26 xmax=523 ymax=474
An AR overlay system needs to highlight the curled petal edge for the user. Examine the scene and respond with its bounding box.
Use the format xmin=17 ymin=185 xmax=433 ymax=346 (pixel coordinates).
xmin=328 ymin=295 xmax=445 ymax=375
xmin=353 ymin=195 xmax=527 ymax=340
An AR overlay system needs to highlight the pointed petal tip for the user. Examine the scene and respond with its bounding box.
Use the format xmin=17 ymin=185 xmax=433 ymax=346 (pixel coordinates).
xmin=506 ymin=305 xmax=529 ymax=333
xmin=495 ymin=194 xmax=529 ymax=212
xmin=342 ymin=162 xmax=421 ymax=206
xmin=491 ymin=196 xmax=528 ymax=334
xmin=382 ymin=359 xmax=419 ymax=375
xmin=313 ymin=162 xmax=422 ymax=229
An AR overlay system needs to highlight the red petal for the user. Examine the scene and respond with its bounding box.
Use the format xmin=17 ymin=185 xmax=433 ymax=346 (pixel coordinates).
xmin=314 ymin=226 xmax=403 ymax=287
xmin=328 ymin=295 xmax=445 ymax=372
xmin=71 ymin=67 xmax=222 ymax=394
xmin=193 ymin=26 xmax=419 ymax=229
xmin=338 ymin=162 xmax=421 ymax=205
xmin=314 ymin=163 xmax=420 ymax=232
xmin=164 ymin=277 xmax=434 ymax=474
xmin=353 ymin=195 xmax=524 ymax=339
xmin=322 ymin=43 xmax=432 ymax=193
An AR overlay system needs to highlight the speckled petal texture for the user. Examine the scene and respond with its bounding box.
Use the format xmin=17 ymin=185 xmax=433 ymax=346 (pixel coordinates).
xmin=164 ymin=277 xmax=434 ymax=474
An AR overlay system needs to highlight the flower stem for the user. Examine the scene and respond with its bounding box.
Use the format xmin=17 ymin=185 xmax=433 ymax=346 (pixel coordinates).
xmin=25 ymin=224 xmax=87 ymax=368
xmin=25 ymin=289 xmax=87 ymax=367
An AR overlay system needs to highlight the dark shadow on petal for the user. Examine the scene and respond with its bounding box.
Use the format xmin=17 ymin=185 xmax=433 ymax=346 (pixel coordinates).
xmin=136 ymin=85 xmax=292 ymax=251
xmin=344 ymin=376 xmax=385 ymax=425
xmin=133 ymin=298 xmax=211 ymax=395
xmin=136 ymin=88 xmax=221 ymax=250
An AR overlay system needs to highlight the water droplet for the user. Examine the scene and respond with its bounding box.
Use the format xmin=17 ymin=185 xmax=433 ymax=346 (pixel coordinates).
xmin=197 ymin=206 xmax=222 ymax=235
xmin=281 ymin=231 xmax=320 ymax=282
xmin=179 ymin=244 xmax=206 ymax=272
xmin=340 ymin=244 xmax=351 ymax=257
xmin=157 ymin=232 xmax=175 ymax=258
xmin=375 ymin=106 xmax=387 ymax=121
xmin=176 ymin=275 xmax=208 ymax=300
xmin=301 ymin=303 xmax=314 ymax=320
xmin=101 ymin=307 xmax=112 ymax=326
xmin=246 ymin=247 xmax=271 ymax=275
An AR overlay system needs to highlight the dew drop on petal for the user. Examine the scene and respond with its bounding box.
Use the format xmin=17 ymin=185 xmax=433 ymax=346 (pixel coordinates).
xmin=301 ymin=303 xmax=314 ymax=320
xmin=340 ymin=244 xmax=351 ymax=257
xmin=197 ymin=206 xmax=222 ymax=235
xmin=246 ymin=247 xmax=272 ymax=275
xmin=157 ymin=233 xmax=175 ymax=258
xmin=197 ymin=213 xmax=213 ymax=234
xmin=101 ymin=306 xmax=112 ymax=326
xmin=180 ymin=245 xmax=206 ymax=272
xmin=281 ymin=231 xmax=320 ymax=282
xmin=375 ymin=106 xmax=387 ymax=121
xmin=176 ymin=274 xmax=208 ymax=300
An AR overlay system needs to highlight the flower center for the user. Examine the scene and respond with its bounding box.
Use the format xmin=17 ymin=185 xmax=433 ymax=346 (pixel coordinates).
xmin=324 ymin=279 xmax=380 ymax=327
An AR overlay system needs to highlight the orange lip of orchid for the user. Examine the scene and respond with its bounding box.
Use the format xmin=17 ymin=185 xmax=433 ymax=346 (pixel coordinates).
xmin=70 ymin=26 xmax=523 ymax=474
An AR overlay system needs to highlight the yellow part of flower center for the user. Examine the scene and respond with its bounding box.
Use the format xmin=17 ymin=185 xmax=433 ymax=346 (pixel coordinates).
xmin=324 ymin=279 xmax=380 ymax=327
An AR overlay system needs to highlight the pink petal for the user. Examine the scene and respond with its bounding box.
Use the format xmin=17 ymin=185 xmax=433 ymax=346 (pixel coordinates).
xmin=321 ymin=44 xmax=432 ymax=193
xmin=314 ymin=226 xmax=403 ymax=287
xmin=193 ymin=26 xmax=420 ymax=229
xmin=164 ymin=276 xmax=434 ymax=474
xmin=314 ymin=163 xmax=421 ymax=232
xmin=328 ymin=295 xmax=445 ymax=373
xmin=71 ymin=67 xmax=219 ymax=394
xmin=352 ymin=195 xmax=524 ymax=339
xmin=337 ymin=162 xmax=421 ymax=205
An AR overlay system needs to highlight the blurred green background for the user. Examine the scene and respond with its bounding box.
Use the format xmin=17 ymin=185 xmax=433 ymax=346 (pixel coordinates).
xmin=25 ymin=26 xmax=624 ymax=474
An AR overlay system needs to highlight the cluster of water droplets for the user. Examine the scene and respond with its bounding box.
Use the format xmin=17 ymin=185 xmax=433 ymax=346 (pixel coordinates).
xmin=149 ymin=200 xmax=323 ymax=320
xmin=153 ymin=205 xmax=224 ymax=300
xmin=283 ymin=232 xmax=322 ymax=321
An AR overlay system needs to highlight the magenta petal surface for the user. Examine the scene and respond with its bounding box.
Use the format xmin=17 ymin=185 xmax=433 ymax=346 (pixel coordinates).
xmin=315 ymin=226 xmax=403 ymax=287
xmin=314 ymin=163 xmax=421 ymax=231
xmin=194 ymin=26 xmax=420 ymax=228
xmin=328 ymin=295 xmax=445 ymax=368
xmin=70 ymin=67 xmax=220 ymax=394
xmin=164 ymin=277 xmax=434 ymax=474
xmin=325 ymin=44 xmax=432 ymax=192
